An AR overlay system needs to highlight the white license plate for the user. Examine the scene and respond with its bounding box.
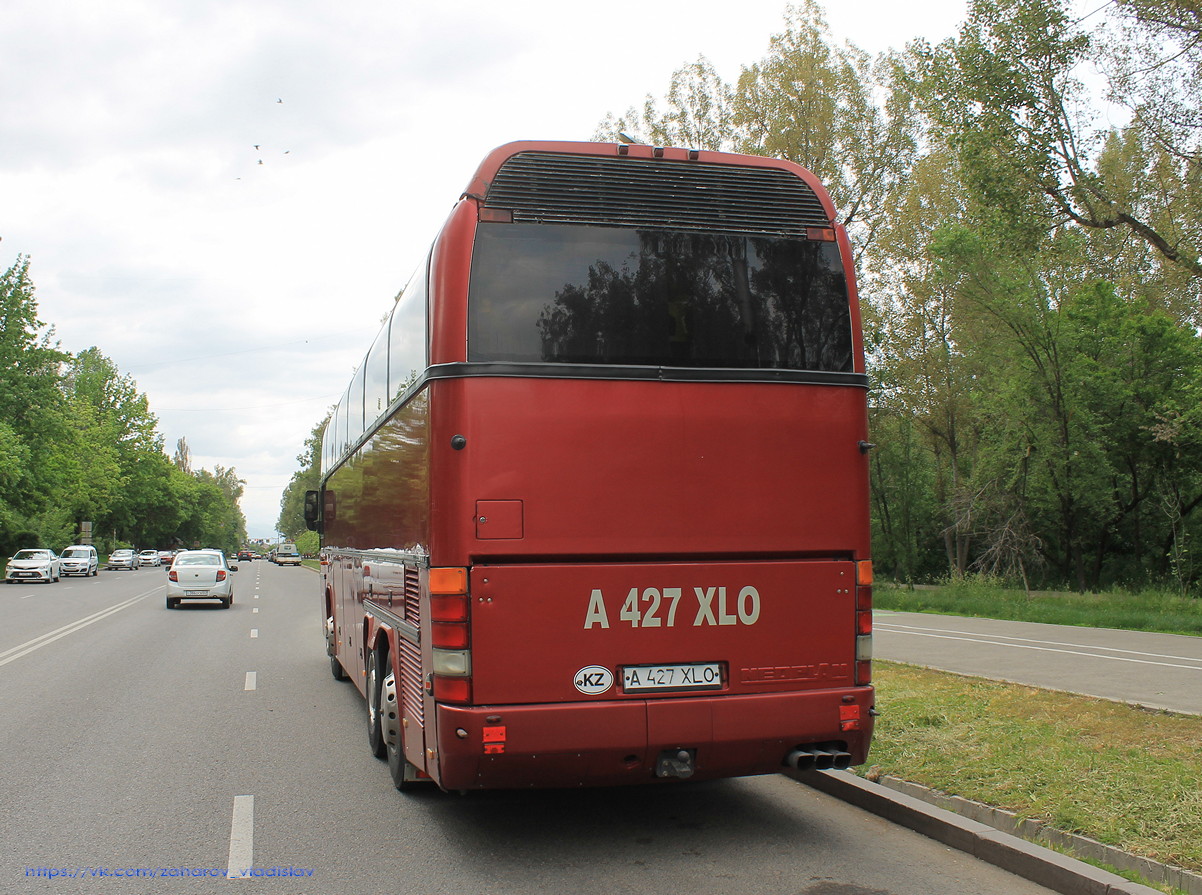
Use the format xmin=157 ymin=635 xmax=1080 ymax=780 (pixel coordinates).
xmin=185 ymin=589 xmax=209 ymax=596
xmin=622 ymin=663 xmax=722 ymax=692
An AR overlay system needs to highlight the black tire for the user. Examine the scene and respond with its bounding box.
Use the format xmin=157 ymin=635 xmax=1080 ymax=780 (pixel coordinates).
xmin=366 ymin=649 xmax=387 ymax=759
xmin=330 ymin=655 xmax=347 ymax=680
xmin=220 ymin=597 xmax=231 ymax=609
xmin=327 ymin=616 xmax=348 ymax=681
xmin=166 ymin=598 xmax=178 ymax=609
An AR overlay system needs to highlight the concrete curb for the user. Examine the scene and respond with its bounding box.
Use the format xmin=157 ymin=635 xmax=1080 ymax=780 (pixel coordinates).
xmin=789 ymin=769 xmax=1164 ymax=895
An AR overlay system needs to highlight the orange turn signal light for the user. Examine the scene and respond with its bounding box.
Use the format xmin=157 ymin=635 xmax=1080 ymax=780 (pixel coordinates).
xmin=429 ymin=567 xmax=468 ymax=595
xmin=855 ymin=560 xmax=874 ymax=586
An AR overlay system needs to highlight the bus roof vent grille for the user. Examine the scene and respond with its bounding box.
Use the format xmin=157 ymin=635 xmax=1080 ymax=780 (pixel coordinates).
xmin=483 ymin=152 xmax=831 ymax=236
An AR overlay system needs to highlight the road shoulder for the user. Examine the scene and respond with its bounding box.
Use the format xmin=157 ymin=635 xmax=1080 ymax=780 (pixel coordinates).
xmin=791 ymin=768 xmax=1177 ymax=895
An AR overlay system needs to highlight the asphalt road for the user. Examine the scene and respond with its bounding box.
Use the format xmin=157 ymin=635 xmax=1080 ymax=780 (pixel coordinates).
xmin=875 ymin=610 xmax=1202 ymax=714
xmin=0 ymin=562 xmax=1066 ymax=895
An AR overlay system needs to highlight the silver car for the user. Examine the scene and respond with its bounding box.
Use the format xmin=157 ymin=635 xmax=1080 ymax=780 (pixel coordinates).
xmin=166 ymin=550 xmax=235 ymax=609
xmin=5 ymin=549 xmax=61 ymax=584
xmin=107 ymin=549 xmax=140 ymax=571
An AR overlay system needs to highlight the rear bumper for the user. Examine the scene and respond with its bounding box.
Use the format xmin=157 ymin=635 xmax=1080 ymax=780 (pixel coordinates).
xmin=434 ymin=686 xmax=874 ymax=790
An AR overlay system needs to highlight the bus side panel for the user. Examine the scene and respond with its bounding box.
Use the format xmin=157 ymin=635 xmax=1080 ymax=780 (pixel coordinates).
xmin=322 ymin=393 xmax=432 ymax=697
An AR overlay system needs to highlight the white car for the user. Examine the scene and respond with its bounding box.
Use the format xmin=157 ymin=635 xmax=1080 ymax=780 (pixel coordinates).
xmin=59 ymin=545 xmax=99 ymax=577
xmin=6 ymin=549 xmax=61 ymax=584
xmin=166 ymin=550 xmax=235 ymax=609
xmin=138 ymin=549 xmax=161 ymax=567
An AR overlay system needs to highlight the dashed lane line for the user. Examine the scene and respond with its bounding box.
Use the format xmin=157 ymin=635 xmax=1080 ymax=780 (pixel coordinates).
xmin=0 ymin=589 xmax=159 ymax=669
xmin=226 ymin=795 xmax=254 ymax=879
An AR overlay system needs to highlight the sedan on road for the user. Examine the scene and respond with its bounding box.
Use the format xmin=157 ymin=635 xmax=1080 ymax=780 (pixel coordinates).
xmin=5 ymin=549 xmax=61 ymax=584
xmin=106 ymin=549 xmax=140 ymax=571
xmin=166 ymin=550 xmax=235 ymax=609
xmin=138 ymin=549 xmax=161 ymax=567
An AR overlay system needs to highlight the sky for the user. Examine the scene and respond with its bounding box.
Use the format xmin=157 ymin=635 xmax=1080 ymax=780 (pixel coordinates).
xmin=1 ymin=0 xmax=970 ymax=539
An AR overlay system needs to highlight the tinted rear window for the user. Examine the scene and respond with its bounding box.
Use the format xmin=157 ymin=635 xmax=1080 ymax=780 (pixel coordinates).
xmin=468 ymin=223 xmax=852 ymax=372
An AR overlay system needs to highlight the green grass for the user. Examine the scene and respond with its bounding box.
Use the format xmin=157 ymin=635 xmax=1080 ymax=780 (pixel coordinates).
xmin=876 ymin=578 xmax=1202 ymax=635
xmin=867 ymin=661 xmax=1202 ymax=876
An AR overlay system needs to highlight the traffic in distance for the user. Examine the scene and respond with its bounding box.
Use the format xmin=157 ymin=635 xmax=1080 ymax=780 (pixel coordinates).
xmin=4 ymin=544 xmax=296 ymax=589
xmin=306 ymin=140 xmax=875 ymax=794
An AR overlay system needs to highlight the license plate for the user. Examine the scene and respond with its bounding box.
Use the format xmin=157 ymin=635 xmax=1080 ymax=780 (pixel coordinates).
xmin=622 ymin=663 xmax=722 ymax=692
xmin=185 ymin=589 xmax=209 ymax=596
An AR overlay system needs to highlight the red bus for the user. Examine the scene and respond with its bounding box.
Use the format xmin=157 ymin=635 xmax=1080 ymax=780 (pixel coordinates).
xmin=305 ymin=140 xmax=874 ymax=792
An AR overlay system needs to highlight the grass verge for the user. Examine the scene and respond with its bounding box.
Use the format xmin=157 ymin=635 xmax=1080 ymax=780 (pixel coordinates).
xmin=876 ymin=579 xmax=1202 ymax=636
xmin=867 ymin=661 xmax=1202 ymax=874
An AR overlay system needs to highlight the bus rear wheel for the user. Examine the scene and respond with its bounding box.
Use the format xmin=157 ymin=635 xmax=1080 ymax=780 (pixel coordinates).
xmin=381 ymin=664 xmax=424 ymax=791
xmin=326 ymin=615 xmax=348 ymax=681
xmin=366 ymin=649 xmax=387 ymax=759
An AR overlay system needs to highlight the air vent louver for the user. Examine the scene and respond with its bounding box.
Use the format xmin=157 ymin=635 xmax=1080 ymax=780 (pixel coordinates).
xmin=484 ymin=152 xmax=830 ymax=236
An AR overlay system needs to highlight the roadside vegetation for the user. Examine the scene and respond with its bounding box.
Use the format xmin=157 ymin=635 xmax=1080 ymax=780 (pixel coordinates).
xmin=876 ymin=578 xmax=1202 ymax=636
xmin=1 ymin=257 xmax=247 ymax=556
xmin=868 ymin=662 xmax=1202 ymax=877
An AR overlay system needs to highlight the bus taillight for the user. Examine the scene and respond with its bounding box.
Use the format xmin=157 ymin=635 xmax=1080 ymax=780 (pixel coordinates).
xmin=855 ymin=561 xmax=873 ymax=685
xmin=430 ymin=567 xmax=471 ymax=704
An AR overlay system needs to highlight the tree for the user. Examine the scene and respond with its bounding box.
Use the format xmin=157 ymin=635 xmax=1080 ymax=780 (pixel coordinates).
xmin=1105 ymin=0 xmax=1202 ymax=164
xmin=866 ymin=149 xmax=983 ymax=576
xmin=173 ymin=436 xmax=192 ymax=473
xmin=0 ymin=256 xmax=69 ymax=551
xmin=913 ymin=0 xmax=1202 ymax=277
xmin=277 ymin=416 xmax=328 ymax=540
xmin=595 ymin=56 xmax=735 ymax=151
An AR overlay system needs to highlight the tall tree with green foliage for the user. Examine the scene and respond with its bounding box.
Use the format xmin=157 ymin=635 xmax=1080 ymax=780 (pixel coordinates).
xmin=913 ymin=0 xmax=1201 ymax=278
xmin=0 ymin=256 xmax=69 ymax=551
xmin=278 ymin=416 xmax=327 ymax=540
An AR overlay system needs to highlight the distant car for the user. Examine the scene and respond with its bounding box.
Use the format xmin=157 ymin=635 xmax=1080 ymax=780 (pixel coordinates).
xmin=166 ymin=550 xmax=235 ymax=609
xmin=237 ymin=550 xmax=255 ymax=562
xmin=158 ymin=550 xmax=175 ymax=567
xmin=107 ymin=549 xmax=140 ymax=571
xmin=273 ymin=544 xmax=302 ymax=566
xmin=138 ymin=549 xmax=161 ymax=567
xmin=6 ymin=548 xmax=61 ymax=584
xmin=59 ymin=545 xmax=99 ymax=577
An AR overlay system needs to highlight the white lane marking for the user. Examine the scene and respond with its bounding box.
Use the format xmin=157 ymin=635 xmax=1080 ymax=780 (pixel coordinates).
xmin=244 ymin=672 xmax=257 ymax=691
xmin=0 ymin=590 xmax=158 ymax=669
xmin=252 ymin=607 xmax=259 ymax=614
xmin=226 ymin=795 xmax=254 ymax=879
xmin=876 ymin=623 xmax=1202 ymax=671
xmin=250 ymin=629 xmax=258 ymax=638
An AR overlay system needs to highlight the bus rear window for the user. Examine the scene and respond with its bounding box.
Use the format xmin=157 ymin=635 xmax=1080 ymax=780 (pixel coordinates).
xmin=467 ymin=223 xmax=853 ymax=372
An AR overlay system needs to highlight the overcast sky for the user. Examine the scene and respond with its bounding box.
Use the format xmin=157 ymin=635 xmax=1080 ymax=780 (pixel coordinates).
xmin=1 ymin=0 xmax=968 ymax=539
